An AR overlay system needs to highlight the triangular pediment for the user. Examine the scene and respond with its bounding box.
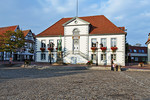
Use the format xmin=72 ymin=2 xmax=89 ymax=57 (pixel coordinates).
xmin=63 ymin=17 xmax=90 ymax=26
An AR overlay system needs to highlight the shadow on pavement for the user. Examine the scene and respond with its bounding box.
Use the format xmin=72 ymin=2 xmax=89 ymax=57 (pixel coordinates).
xmin=0 ymin=65 xmax=88 ymax=83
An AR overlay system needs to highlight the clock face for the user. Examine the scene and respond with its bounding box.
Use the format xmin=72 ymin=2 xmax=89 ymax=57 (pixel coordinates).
xmin=74 ymin=20 xmax=78 ymax=24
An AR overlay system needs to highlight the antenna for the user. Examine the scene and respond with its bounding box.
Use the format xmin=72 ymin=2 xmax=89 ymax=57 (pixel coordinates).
xmin=76 ymin=0 xmax=78 ymax=17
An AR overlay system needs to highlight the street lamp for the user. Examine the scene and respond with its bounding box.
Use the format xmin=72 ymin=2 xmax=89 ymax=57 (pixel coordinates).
xmin=96 ymin=42 xmax=98 ymax=66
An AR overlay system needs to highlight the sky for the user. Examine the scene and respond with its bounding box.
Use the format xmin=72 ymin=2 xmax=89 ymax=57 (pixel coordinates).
xmin=0 ymin=0 xmax=150 ymax=46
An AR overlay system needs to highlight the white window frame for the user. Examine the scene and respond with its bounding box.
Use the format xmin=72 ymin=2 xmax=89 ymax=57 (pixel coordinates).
xmin=111 ymin=38 xmax=117 ymax=47
xmin=91 ymin=38 xmax=97 ymax=47
xmin=49 ymin=40 xmax=54 ymax=48
xmin=111 ymin=54 xmax=116 ymax=61
xmin=101 ymin=38 xmax=107 ymax=47
xmin=101 ymin=54 xmax=106 ymax=61
xmin=41 ymin=40 xmax=46 ymax=48
xmin=41 ymin=53 xmax=46 ymax=60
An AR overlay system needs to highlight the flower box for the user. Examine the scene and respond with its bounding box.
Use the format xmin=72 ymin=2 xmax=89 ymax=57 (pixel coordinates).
xmin=111 ymin=47 xmax=118 ymax=52
xmin=100 ymin=47 xmax=107 ymax=52
xmin=91 ymin=47 xmax=97 ymax=52
xmin=48 ymin=47 xmax=53 ymax=51
xmin=40 ymin=48 xmax=45 ymax=52
xmin=56 ymin=47 xmax=62 ymax=51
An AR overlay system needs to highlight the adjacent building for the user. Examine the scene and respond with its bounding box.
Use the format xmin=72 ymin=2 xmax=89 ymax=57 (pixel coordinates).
xmin=128 ymin=44 xmax=147 ymax=63
xmin=36 ymin=15 xmax=127 ymax=66
xmin=146 ymin=33 xmax=150 ymax=64
xmin=0 ymin=25 xmax=19 ymax=61
xmin=0 ymin=25 xmax=35 ymax=61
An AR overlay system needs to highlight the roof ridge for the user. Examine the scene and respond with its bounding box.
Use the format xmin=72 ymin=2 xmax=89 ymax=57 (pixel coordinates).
xmin=63 ymin=15 xmax=104 ymax=18
xmin=38 ymin=18 xmax=66 ymax=35
xmin=22 ymin=29 xmax=31 ymax=31
xmin=0 ymin=25 xmax=18 ymax=29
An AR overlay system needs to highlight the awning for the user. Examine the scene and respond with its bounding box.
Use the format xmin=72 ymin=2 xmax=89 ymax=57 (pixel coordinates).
xmin=19 ymin=53 xmax=34 ymax=55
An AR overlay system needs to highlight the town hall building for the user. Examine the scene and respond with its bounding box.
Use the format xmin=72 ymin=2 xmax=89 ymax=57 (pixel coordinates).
xmin=36 ymin=15 xmax=127 ymax=66
xmin=146 ymin=33 xmax=150 ymax=64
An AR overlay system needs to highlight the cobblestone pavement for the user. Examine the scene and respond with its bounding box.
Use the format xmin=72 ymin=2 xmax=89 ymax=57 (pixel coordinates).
xmin=0 ymin=66 xmax=150 ymax=100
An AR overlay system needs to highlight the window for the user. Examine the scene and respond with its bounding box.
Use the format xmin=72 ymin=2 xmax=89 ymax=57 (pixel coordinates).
xmin=142 ymin=58 xmax=145 ymax=61
xmin=129 ymin=49 xmax=132 ymax=52
xmin=111 ymin=54 xmax=116 ymax=60
xmin=41 ymin=53 xmax=46 ymax=60
xmin=91 ymin=38 xmax=97 ymax=47
xmin=73 ymin=28 xmax=79 ymax=35
xmin=41 ymin=40 xmax=46 ymax=48
xmin=101 ymin=54 xmax=106 ymax=61
xmin=133 ymin=49 xmax=137 ymax=53
xmin=135 ymin=57 xmax=138 ymax=61
xmin=138 ymin=50 xmax=141 ymax=53
xmin=49 ymin=40 xmax=54 ymax=48
xmin=111 ymin=38 xmax=116 ymax=47
xmin=6 ymin=52 xmax=11 ymax=58
xmin=142 ymin=50 xmax=144 ymax=53
xmin=101 ymin=38 xmax=107 ymax=47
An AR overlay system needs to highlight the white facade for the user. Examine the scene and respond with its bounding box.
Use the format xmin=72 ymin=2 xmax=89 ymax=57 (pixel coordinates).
xmin=146 ymin=34 xmax=150 ymax=64
xmin=36 ymin=16 xmax=126 ymax=66
xmin=147 ymin=42 xmax=150 ymax=64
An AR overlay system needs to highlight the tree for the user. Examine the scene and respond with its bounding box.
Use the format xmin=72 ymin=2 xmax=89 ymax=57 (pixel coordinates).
xmin=0 ymin=30 xmax=25 ymax=59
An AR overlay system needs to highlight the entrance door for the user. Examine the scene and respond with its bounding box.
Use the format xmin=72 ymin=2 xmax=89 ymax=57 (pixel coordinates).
xmin=73 ymin=39 xmax=79 ymax=54
xmin=71 ymin=57 xmax=77 ymax=64
xmin=92 ymin=54 xmax=96 ymax=64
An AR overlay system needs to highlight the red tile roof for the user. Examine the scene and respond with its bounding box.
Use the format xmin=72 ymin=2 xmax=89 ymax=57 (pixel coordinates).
xmin=22 ymin=30 xmax=31 ymax=37
xmin=0 ymin=25 xmax=18 ymax=36
xmin=37 ymin=15 xmax=126 ymax=37
xmin=118 ymin=27 xmax=125 ymax=31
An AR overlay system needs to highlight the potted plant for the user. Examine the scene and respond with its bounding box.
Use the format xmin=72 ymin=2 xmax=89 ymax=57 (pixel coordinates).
xmin=111 ymin=47 xmax=118 ymax=52
xmin=40 ymin=48 xmax=45 ymax=52
xmin=56 ymin=46 xmax=62 ymax=51
xmin=86 ymin=60 xmax=93 ymax=66
xmin=48 ymin=47 xmax=54 ymax=52
xmin=91 ymin=47 xmax=97 ymax=53
xmin=100 ymin=47 xmax=107 ymax=52
xmin=139 ymin=62 xmax=144 ymax=67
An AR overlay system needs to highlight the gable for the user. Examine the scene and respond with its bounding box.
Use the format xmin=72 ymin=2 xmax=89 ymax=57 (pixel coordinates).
xmin=63 ymin=17 xmax=90 ymax=26
xmin=36 ymin=15 xmax=126 ymax=37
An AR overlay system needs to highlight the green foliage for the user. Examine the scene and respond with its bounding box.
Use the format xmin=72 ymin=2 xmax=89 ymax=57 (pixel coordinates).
xmin=86 ymin=60 xmax=93 ymax=65
xmin=0 ymin=30 xmax=25 ymax=54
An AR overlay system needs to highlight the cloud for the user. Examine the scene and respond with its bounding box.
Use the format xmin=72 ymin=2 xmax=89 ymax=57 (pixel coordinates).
xmin=0 ymin=0 xmax=150 ymax=45
xmin=38 ymin=0 xmax=76 ymax=14
xmin=34 ymin=0 xmax=150 ymax=45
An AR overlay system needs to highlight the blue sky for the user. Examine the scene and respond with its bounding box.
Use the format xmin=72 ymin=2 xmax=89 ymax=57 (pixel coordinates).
xmin=0 ymin=0 xmax=150 ymax=46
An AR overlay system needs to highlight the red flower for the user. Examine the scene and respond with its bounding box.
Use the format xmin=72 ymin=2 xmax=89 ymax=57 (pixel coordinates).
xmin=40 ymin=48 xmax=45 ymax=52
xmin=91 ymin=47 xmax=97 ymax=51
xmin=91 ymin=47 xmax=97 ymax=52
xmin=111 ymin=47 xmax=118 ymax=51
xmin=48 ymin=47 xmax=53 ymax=51
xmin=100 ymin=47 xmax=107 ymax=51
xmin=56 ymin=47 xmax=62 ymax=51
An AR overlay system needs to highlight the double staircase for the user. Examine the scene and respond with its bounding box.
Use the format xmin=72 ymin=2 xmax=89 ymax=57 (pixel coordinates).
xmin=63 ymin=51 xmax=88 ymax=64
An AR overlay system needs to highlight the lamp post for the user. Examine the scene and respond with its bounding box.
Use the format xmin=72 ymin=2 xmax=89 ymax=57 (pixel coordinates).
xmin=96 ymin=42 xmax=98 ymax=66
xmin=49 ymin=51 xmax=51 ymax=64
xmin=47 ymin=44 xmax=51 ymax=64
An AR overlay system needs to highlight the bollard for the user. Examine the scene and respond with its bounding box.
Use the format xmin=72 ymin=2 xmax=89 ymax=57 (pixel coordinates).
xmin=118 ymin=65 xmax=121 ymax=71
